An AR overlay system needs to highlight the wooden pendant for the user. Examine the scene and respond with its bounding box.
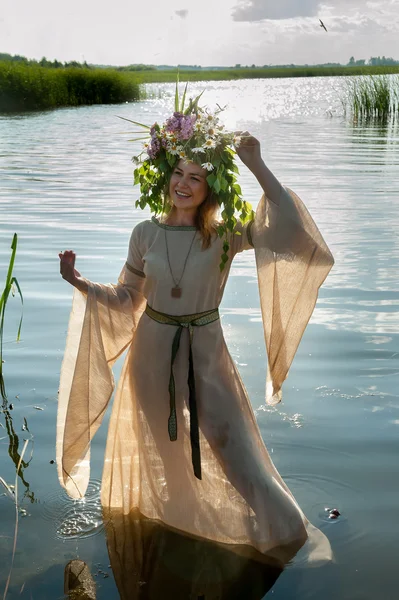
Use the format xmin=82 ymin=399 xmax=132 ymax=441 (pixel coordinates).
xmin=171 ymin=286 xmax=182 ymax=298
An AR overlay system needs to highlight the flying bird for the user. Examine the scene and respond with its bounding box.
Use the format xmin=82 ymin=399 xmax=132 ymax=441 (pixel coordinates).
xmin=319 ymin=19 xmax=328 ymax=32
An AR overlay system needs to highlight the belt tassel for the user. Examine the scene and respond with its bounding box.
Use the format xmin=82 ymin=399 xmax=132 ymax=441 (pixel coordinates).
xmin=145 ymin=305 xmax=219 ymax=480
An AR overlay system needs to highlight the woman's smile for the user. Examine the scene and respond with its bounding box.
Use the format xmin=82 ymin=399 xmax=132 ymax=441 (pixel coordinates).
xmin=175 ymin=189 xmax=191 ymax=199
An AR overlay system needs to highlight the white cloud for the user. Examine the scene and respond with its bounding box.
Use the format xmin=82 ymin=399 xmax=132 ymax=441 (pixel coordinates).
xmin=232 ymin=0 xmax=320 ymax=21
xmin=232 ymin=0 xmax=396 ymax=23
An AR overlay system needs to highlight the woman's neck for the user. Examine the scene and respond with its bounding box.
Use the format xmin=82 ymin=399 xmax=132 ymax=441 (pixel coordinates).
xmin=164 ymin=207 xmax=198 ymax=227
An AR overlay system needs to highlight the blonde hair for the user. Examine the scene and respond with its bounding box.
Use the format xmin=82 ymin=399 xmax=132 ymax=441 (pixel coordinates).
xmin=194 ymin=189 xmax=219 ymax=249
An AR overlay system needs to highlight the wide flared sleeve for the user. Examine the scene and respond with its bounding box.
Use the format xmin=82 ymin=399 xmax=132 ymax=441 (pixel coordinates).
xmin=254 ymin=186 xmax=334 ymax=405
xmin=233 ymin=186 xmax=334 ymax=406
xmin=56 ymin=224 xmax=147 ymax=499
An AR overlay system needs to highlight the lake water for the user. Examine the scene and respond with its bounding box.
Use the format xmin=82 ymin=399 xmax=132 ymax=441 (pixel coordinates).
xmin=0 ymin=77 xmax=399 ymax=599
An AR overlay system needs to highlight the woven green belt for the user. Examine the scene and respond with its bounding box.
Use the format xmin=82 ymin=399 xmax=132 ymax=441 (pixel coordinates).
xmin=145 ymin=304 xmax=220 ymax=480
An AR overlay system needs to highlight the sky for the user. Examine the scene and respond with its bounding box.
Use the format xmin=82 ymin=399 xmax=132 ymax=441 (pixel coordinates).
xmin=1 ymin=0 xmax=399 ymax=67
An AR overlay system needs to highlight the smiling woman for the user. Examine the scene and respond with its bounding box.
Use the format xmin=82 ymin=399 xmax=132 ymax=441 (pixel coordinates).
xmin=57 ymin=85 xmax=334 ymax=597
xmin=168 ymin=160 xmax=209 ymax=218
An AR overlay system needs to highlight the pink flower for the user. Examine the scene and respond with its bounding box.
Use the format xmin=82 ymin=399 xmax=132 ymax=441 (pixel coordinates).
xmin=165 ymin=112 xmax=183 ymax=133
xmin=147 ymin=137 xmax=160 ymax=159
xmin=180 ymin=115 xmax=196 ymax=140
xmin=164 ymin=113 xmax=197 ymax=141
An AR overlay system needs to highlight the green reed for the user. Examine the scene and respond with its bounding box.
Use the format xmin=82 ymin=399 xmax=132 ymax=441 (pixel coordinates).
xmin=1 ymin=438 xmax=30 ymax=600
xmin=0 ymin=62 xmax=141 ymax=112
xmin=342 ymin=75 xmax=399 ymax=121
xmin=0 ymin=234 xmax=23 ymax=402
xmin=1 ymin=235 xmax=33 ymax=599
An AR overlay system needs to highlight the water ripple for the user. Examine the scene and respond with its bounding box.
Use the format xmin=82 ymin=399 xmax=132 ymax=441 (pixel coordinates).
xmin=41 ymin=479 xmax=104 ymax=540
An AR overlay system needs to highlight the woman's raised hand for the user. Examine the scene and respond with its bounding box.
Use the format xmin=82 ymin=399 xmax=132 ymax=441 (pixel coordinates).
xmin=234 ymin=131 xmax=262 ymax=171
xmin=59 ymin=250 xmax=82 ymax=287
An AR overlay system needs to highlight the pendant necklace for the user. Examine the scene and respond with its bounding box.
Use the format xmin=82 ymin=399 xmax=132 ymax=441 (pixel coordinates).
xmin=164 ymin=228 xmax=197 ymax=298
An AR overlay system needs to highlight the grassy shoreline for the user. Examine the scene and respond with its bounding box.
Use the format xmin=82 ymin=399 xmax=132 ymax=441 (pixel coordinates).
xmin=1 ymin=62 xmax=399 ymax=113
xmin=0 ymin=62 xmax=140 ymax=113
xmin=127 ymin=64 xmax=399 ymax=84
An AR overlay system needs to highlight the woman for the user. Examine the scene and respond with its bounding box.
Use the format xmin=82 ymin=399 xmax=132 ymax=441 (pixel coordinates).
xmin=57 ymin=96 xmax=334 ymax=572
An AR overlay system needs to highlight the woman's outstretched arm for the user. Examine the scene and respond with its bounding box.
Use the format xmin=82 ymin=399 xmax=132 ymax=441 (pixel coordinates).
xmin=235 ymin=131 xmax=334 ymax=408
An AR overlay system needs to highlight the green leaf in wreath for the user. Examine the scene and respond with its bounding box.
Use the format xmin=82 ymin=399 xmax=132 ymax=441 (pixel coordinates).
xmin=206 ymin=173 xmax=217 ymax=187
xmin=213 ymin=178 xmax=221 ymax=194
xmin=117 ymin=116 xmax=151 ymax=129
xmin=180 ymin=82 xmax=188 ymax=112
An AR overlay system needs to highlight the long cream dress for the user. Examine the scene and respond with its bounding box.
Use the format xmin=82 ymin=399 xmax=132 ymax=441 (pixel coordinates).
xmin=56 ymin=186 xmax=334 ymax=565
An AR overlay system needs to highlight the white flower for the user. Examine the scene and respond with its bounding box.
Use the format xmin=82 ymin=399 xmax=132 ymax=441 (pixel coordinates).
xmin=195 ymin=117 xmax=213 ymax=135
xmin=192 ymin=146 xmax=206 ymax=154
xmin=178 ymin=150 xmax=187 ymax=159
xmin=168 ymin=143 xmax=183 ymax=155
xmin=205 ymin=127 xmax=220 ymax=139
xmin=201 ymin=162 xmax=214 ymax=171
xmin=203 ymin=138 xmax=217 ymax=149
xmin=233 ymin=135 xmax=242 ymax=147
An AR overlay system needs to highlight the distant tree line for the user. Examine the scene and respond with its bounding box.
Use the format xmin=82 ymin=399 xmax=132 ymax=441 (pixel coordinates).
xmin=1 ymin=52 xmax=399 ymax=71
xmin=117 ymin=64 xmax=157 ymax=71
xmin=0 ymin=53 xmax=92 ymax=69
xmin=348 ymin=56 xmax=399 ymax=66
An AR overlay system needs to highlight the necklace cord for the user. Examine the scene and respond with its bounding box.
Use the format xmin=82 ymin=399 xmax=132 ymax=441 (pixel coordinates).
xmin=165 ymin=229 xmax=197 ymax=288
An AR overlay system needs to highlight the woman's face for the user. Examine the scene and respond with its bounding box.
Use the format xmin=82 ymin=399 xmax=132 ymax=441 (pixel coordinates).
xmin=168 ymin=159 xmax=208 ymax=211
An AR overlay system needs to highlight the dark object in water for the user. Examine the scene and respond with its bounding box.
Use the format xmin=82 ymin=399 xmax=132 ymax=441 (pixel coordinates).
xmin=64 ymin=559 xmax=96 ymax=600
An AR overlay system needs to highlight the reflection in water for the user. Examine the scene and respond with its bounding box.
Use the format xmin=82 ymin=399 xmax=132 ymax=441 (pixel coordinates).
xmin=347 ymin=118 xmax=399 ymax=152
xmin=351 ymin=118 xmax=399 ymax=137
xmin=1 ymin=408 xmax=35 ymax=503
xmin=100 ymin=509 xmax=290 ymax=600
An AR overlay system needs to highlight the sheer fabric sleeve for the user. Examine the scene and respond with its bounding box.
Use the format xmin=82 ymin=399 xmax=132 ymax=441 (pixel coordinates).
xmin=251 ymin=186 xmax=334 ymax=406
xmin=229 ymin=219 xmax=255 ymax=255
xmin=56 ymin=224 xmax=147 ymax=499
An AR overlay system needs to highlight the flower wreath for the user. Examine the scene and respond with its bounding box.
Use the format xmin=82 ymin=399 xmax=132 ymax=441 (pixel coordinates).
xmin=121 ymin=82 xmax=255 ymax=269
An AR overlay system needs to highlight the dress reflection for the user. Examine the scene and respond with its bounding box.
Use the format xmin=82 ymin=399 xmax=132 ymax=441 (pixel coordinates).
xmin=64 ymin=507 xmax=307 ymax=599
xmin=65 ymin=508 xmax=305 ymax=600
